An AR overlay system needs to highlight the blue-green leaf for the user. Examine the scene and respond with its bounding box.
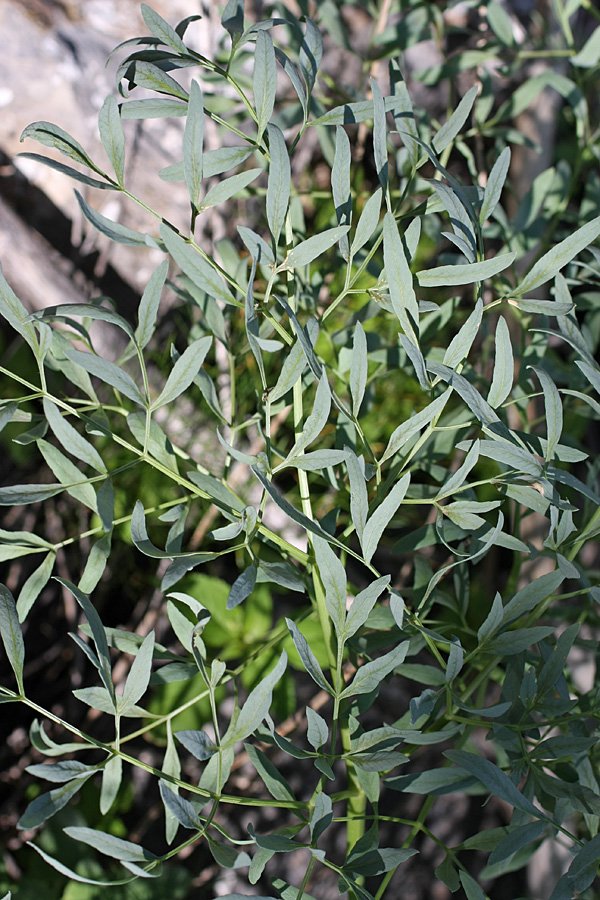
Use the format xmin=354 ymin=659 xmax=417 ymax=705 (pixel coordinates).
xmin=57 ymin=578 xmax=115 ymax=702
xmin=118 ymin=630 xmax=154 ymax=714
xmin=183 ymin=78 xmax=204 ymax=207
xmin=286 ymin=618 xmax=332 ymax=695
xmin=136 ymin=260 xmax=168 ymax=349
xmin=18 ymin=777 xmax=92 ymax=830
xmin=266 ymin=124 xmax=290 ymax=246
xmin=351 ymin=188 xmax=382 ymax=256
xmin=487 ymin=316 xmax=513 ymax=407
xmin=254 ymin=30 xmax=276 ymax=142
xmin=381 ymin=390 xmax=451 ymax=464
xmin=350 ymin=321 xmax=368 ymax=418
xmin=480 ymin=147 xmax=511 ymax=224
xmin=198 ymin=168 xmax=261 ymax=213
xmin=221 ymin=651 xmax=287 ymax=747
xmin=432 ymin=86 xmax=478 ymax=153
xmin=445 ymin=750 xmax=548 ymax=819
xmin=43 ymin=398 xmax=106 ymax=473
xmin=344 ymin=576 xmax=390 ymax=641
xmin=443 ymin=299 xmax=482 ymax=369
xmin=332 ymin=125 xmax=352 ymax=258
xmin=64 ymin=826 xmax=158 ymax=863
xmin=515 ymin=215 xmax=600 ymax=295
xmin=340 ymin=641 xmax=408 ymax=699
xmin=152 ymin=336 xmax=212 ymax=409
xmin=160 ymin=223 xmax=237 ymax=306
xmin=159 ymin=782 xmax=203 ymax=829
xmin=371 ymin=78 xmax=388 ymax=194
xmin=141 ymin=3 xmax=187 ymax=53
xmin=98 ymin=95 xmax=125 ymax=185
xmin=313 ymin=536 xmax=347 ymax=638
xmin=17 ymin=550 xmax=56 ymax=621
xmin=361 ymin=474 xmax=410 ymax=565
xmin=383 ymin=211 xmax=418 ymax=344
xmin=530 ymin=366 xmax=562 ymax=460
xmin=306 ymin=707 xmax=329 ymax=750
xmin=75 ymin=191 xmax=156 ymax=248
xmin=0 ymin=585 xmax=25 ymax=693
xmin=280 ymin=227 xmax=349 ymax=270
xmin=100 ymin=755 xmax=123 ymax=815
xmin=417 ymin=253 xmax=515 ymax=287
xmin=63 ymin=346 xmax=146 ymax=405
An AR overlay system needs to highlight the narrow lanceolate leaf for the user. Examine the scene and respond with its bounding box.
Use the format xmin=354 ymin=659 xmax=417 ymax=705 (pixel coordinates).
xmin=254 ymin=30 xmax=277 ymax=142
xmin=0 ymin=265 xmax=38 ymax=350
xmin=371 ymin=78 xmax=388 ymax=194
xmin=286 ymin=619 xmax=332 ymax=695
xmin=227 ymin=565 xmax=257 ymax=609
xmin=530 ymin=366 xmax=563 ymax=461
xmin=278 ymin=449 xmax=349 ymax=472
xmin=0 ymin=585 xmax=25 ymax=693
xmin=266 ymin=124 xmax=290 ymax=246
xmin=383 ymin=211 xmax=419 ymax=344
xmin=275 ymin=47 xmax=308 ymax=117
xmin=269 ymin=339 xmax=306 ymax=403
xmin=287 ymin=371 xmax=331 ymax=458
xmin=130 ymin=61 xmax=189 ymax=101
xmin=445 ymin=750 xmax=548 ymax=819
xmin=221 ymin=651 xmax=287 ymax=748
xmin=381 ymin=389 xmax=451 ymax=464
xmin=118 ymin=630 xmax=154 ymax=714
xmin=299 ymin=17 xmax=323 ymax=93
xmin=253 ymin=468 xmax=345 ymax=549
xmin=245 ymin=744 xmax=296 ymax=803
xmin=480 ymin=147 xmax=511 ymax=224
xmin=346 ymin=450 xmax=368 ymax=544
xmin=487 ymin=316 xmax=513 ymax=407
xmin=63 ymin=346 xmax=146 ymax=406
xmin=344 ymin=576 xmax=390 ymax=641
xmin=0 ymin=483 xmax=67 ymax=506
xmin=57 ymin=578 xmax=115 ymax=701
xmin=63 ymin=826 xmax=158 ymax=863
xmin=43 ymin=399 xmax=106 ymax=473
xmin=443 ymin=299 xmax=482 ymax=369
xmin=152 ymin=336 xmax=212 ymax=409
xmin=280 ymin=227 xmax=349 ymax=270
xmin=306 ymin=707 xmax=329 ymax=751
xmin=399 ymin=334 xmax=430 ymax=391
xmin=350 ymin=321 xmax=368 ymax=418
xmin=361 ymin=474 xmax=410 ymax=565
xmin=141 ymin=3 xmax=187 ymax=53
xmin=340 ymin=641 xmax=409 ymax=699
xmin=98 ymin=95 xmax=125 ymax=185
xmin=159 ymin=224 xmax=236 ymax=306
xmin=18 ymin=777 xmax=91 ymax=830
xmin=18 ymin=153 xmax=117 ymax=190
xmin=75 ymin=192 xmax=155 ymax=248
xmin=332 ymin=125 xmax=352 ymax=258
xmin=159 ymin=782 xmax=203 ymax=830
xmin=198 ymin=168 xmax=261 ymax=213
xmin=432 ymin=86 xmax=478 ymax=154
xmin=17 ymin=550 xmax=55 ymax=621
xmin=221 ymin=0 xmax=244 ymax=42
xmin=436 ymin=440 xmax=481 ymax=501
xmin=136 ymin=260 xmax=168 ymax=349
xmin=417 ymin=253 xmax=515 ymax=287
xmin=313 ymin=537 xmax=347 ymax=638
xmin=515 ymin=215 xmax=600 ymax=295
xmin=20 ymin=121 xmax=99 ymax=170
xmin=183 ymin=79 xmax=204 ymax=207
xmin=501 ymin=571 xmax=564 ymax=626
xmin=351 ymin=187 xmax=382 ymax=256
xmin=100 ymin=754 xmax=122 ymax=815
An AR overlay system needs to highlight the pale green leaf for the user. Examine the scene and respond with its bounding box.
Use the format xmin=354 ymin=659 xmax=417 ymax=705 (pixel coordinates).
xmin=443 ymin=299 xmax=482 ymax=369
xmin=417 ymin=252 xmax=515 ymax=287
xmin=75 ymin=191 xmax=156 ymax=248
xmin=350 ymin=321 xmax=368 ymax=418
xmin=433 ymin=86 xmax=478 ymax=153
xmin=383 ymin=211 xmax=418 ymax=344
xmin=361 ymin=474 xmax=410 ymax=565
xmin=198 ymin=168 xmax=261 ymax=213
xmin=160 ymin=223 xmax=237 ymax=306
xmin=221 ymin=651 xmax=287 ymax=747
xmin=480 ymin=147 xmax=511 ymax=224
xmin=286 ymin=618 xmax=332 ymax=694
xmin=98 ymin=95 xmax=125 ymax=185
xmin=254 ymin=30 xmax=276 ymax=142
xmin=17 ymin=551 xmax=55 ymax=622
xmin=63 ymin=346 xmax=146 ymax=405
xmin=100 ymin=755 xmax=122 ymax=815
xmin=43 ymin=398 xmax=106 ymax=473
xmin=183 ymin=79 xmax=204 ymax=207
xmin=136 ymin=260 xmax=168 ymax=349
xmin=340 ymin=641 xmax=409 ymax=699
xmin=0 ymin=585 xmax=25 ymax=693
xmin=515 ymin=215 xmax=600 ymax=295
xmin=152 ymin=336 xmax=212 ymax=409
xmin=266 ymin=124 xmax=290 ymax=246
xmin=281 ymin=226 xmax=349 ymax=270
xmin=351 ymin=188 xmax=382 ymax=256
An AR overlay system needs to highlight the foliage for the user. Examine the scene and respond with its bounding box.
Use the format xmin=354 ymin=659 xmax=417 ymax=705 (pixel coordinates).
xmin=2 ymin=1 xmax=600 ymax=898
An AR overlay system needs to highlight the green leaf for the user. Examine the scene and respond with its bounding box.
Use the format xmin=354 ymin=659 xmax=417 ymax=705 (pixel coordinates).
xmin=299 ymin=17 xmax=322 ymax=93
xmin=122 ymin=98 xmax=187 ymax=119
xmin=332 ymin=125 xmax=352 ymax=258
xmin=245 ymin=744 xmax=296 ymax=803
xmin=17 ymin=152 xmax=117 ymax=190
xmin=176 ymin=729 xmax=217 ymax=760
xmin=287 ymin=370 xmax=331 ymax=458
xmin=160 ymin=223 xmax=237 ymax=306
xmin=64 ymin=826 xmax=158 ymax=863
xmin=141 ymin=3 xmax=187 ymax=53
xmin=386 ymin=766 xmax=477 ymax=795
xmin=75 ymin=191 xmax=156 ymax=248
xmin=64 ymin=346 xmax=146 ymax=405
xmin=340 ymin=641 xmax=409 ymax=699
xmin=159 ymin=782 xmax=203 ymax=830
xmin=306 ymin=707 xmax=329 ymax=750
xmin=129 ymin=60 xmax=189 ymax=100
xmin=0 ymin=482 xmax=66 ymax=506
xmin=152 ymin=336 xmax=212 ymax=409
xmin=350 ymin=322 xmax=368 ymax=418
xmin=383 ymin=211 xmax=418 ymax=344
xmin=221 ymin=0 xmax=244 ymax=42
xmin=26 ymin=760 xmax=94 ymax=782
xmin=277 ymin=449 xmax=349 ymax=472
xmin=348 ymin=847 xmax=417 ymax=876
xmin=18 ymin=777 xmax=91 ymax=830
xmin=567 ymin=832 xmax=600 ymax=891
xmin=371 ymin=78 xmax=388 ymax=193
xmin=446 ymin=641 xmax=464 ymax=683
xmin=487 ymin=316 xmax=513 ymax=407
xmin=98 ymin=95 xmax=125 ymax=185
xmin=286 ymin=618 xmax=332 ymax=695
xmin=221 ymin=651 xmax=287 ymax=748
xmin=160 ymin=146 xmax=252 ymax=182
xmin=571 ymin=25 xmax=600 ymax=68
xmin=502 ymin=571 xmax=564 ymax=625
xmin=17 ymin=551 xmax=56 ymax=621
xmin=26 ymin=843 xmax=140 ymax=886
xmin=443 ymin=299 xmax=482 ymax=369
xmin=43 ymin=398 xmax=106 ymax=473
xmin=488 ymin=821 xmax=546 ymax=867
xmin=253 ymin=468 xmax=345 ymax=549
xmin=530 ymin=366 xmax=562 ymax=460
xmin=57 ymin=578 xmax=115 ymax=701
xmin=381 ymin=389 xmax=451 ymax=464
xmin=136 ymin=260 xmax=168 ymax=349
xmin=435 ymin=854 xmax=460 ymax=892
xmin=486 ymin=0 xmax=515 ymax=45
xmin=198 ymin=168 xmax=261 ymax=213
xmin=432 ymin=86 xmax=478 ymax=153
xmin=344 ymin=575 xmax=390 ymax=640
xmin=20 ymin=120 xmax=100 ymax=170
xmin=459 ymin=870 xmax=488 ymax=900
xmin=238 ymin=225 xmax=275 ymax=266
xmin=515 ymin=215 xmax=600 ymax=294
xmin=477 ymin=592 xmax=503 ymax=643
xmin=310 ymin=791 xmax=333 ymax=842
xmin=183 ymin=78 xmax=204 ymax=207
xmin=417 ymin=253 xmax=515 ymax=287
xmin=0 ymin=264 xmax=38 ymax=350
xmin=445 ymin=750 xmax=548 ymax=819
xmin=266 ymin=124 xmax=290 ymax=246
xmin=227 ymin=565 xmax=257 ymax=609
xmin=280 ymin=226 xmax=349 ymax=270
xmin=346 ymin=450 xmax=368 ymax=544
xmin=361 ymin=474 xmax=410 ymax=565
xmin=0 ymin=585 xmax=25 ymax=693
xmin=254 ymin=30 xmax=276 ymax=142
xmin=480 ymin=147 xmax=511 ymax=224
xmin=100 ymin=754 xmax=123 ymax=815
xmin=313 ymin=536 xmax=347 ymax=638
xmin=118 ymin=630 xmax=154 ymax=714
xmin=310 ymin=95 xmax=412 ymax=127
xmin=351 ymin=187 xmax=382 ymax=256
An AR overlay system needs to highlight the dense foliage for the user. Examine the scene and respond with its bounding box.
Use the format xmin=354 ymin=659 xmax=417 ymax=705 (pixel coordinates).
xmin=1 ymin=1 xmax=600 ymax=898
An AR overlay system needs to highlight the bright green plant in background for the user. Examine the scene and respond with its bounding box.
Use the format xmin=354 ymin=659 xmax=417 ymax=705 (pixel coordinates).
xmin=1 ymin=0 xmax=600 ymax=898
